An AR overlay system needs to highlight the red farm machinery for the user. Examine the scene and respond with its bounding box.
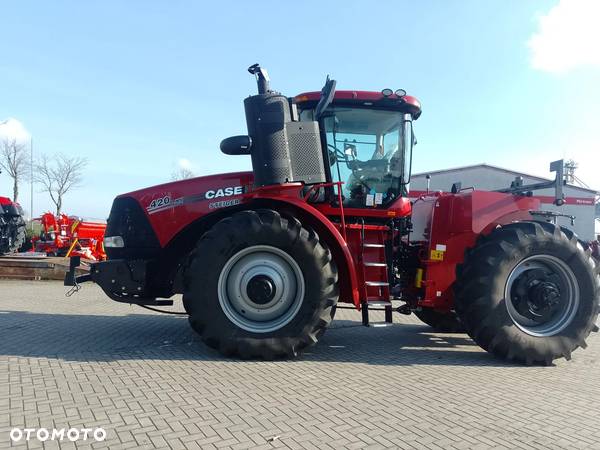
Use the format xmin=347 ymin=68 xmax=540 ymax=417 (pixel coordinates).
xmin=34 ymin=212 xmax=106 ymax=261
xmin=0 ymin=195 xmax=26 ymax=255
xmin=66 ymin=65 xmax=599 ymax=364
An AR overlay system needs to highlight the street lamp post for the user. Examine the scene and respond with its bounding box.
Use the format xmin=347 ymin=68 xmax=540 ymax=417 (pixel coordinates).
xmin=30 ymin=137 xmax=34 ymax=230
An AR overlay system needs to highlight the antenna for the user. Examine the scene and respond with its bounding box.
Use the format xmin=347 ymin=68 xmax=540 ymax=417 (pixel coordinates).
xmin=564 ymin=159 xmax=577 ymax=184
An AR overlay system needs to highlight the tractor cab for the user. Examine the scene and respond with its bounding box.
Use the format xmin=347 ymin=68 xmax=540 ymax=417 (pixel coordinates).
xmin=295 ymin=91 xmax=421 ymax=210
xmin=220 ymin=65 xmax=421 ymax=215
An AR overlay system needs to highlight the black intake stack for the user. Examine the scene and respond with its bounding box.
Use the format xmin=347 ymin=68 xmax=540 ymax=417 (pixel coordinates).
xmin=221 ymin=64 xmax=326 ymax=188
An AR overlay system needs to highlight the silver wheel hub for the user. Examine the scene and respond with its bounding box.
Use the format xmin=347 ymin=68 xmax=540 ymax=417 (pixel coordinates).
xmin=218 ymin=245 xmax=305 ymax=333
xmin=504 ymin=254 xmax=579 ymax=337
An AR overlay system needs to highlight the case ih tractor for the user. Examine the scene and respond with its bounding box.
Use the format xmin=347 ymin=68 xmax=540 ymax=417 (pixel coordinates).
xmin=67 ymin=65 xmax=599 ymax=364
xmin=0 ymin=195 xmax=26 ymax=255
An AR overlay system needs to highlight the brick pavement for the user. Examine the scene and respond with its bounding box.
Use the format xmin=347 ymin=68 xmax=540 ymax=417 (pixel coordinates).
xmin=1 ymin=280 xmax=599 ymax=449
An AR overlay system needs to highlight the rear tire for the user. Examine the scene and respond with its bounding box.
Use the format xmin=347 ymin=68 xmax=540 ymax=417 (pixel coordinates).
xmin=414 ymin=308 xmax=465 ymax=333
xmin=184 ymin=209 xmax=339 ymax=359
xmin=0 ymin=216 xmax=26 ymax=255
xmin=9 ymin=218 xmax=26 ymax=253
xmin=455 ymin=221 xmax=599 ymax=365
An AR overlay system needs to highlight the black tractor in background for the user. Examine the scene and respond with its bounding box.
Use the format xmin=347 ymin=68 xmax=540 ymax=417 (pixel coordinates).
xmin=0 ymin=171 xmax=26 ymax=255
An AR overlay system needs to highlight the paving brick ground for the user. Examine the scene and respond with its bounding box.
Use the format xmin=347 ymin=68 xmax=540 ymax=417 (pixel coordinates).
xmin=1 ymin=280 xmax=599 ymax=449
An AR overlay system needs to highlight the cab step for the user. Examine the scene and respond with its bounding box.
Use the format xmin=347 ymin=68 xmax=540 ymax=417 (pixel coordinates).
xmin=365 ymin=281 xmax=389 ymax=287
xmin=365 ymin=300 xmax=393 ymax=307
xmin=361 ymin=300 xmax=393 ymax=327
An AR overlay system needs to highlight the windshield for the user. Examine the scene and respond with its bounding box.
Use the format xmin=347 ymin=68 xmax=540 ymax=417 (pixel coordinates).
xmin=301 ymin=107 xmax=413 ymax=208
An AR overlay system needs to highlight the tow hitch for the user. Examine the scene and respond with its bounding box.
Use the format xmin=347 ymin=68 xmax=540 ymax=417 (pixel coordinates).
xmin=64 ymin=256 xmax=91 ymax=287
xmin=64 ymin=256 xmax=173 ymax=306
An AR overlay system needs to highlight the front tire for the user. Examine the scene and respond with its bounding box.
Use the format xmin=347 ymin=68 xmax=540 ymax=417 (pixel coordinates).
xmin=184 ymin=209 xmax=339 ymax=359
xmin=455 ymin=222 xmax=599 ymax=365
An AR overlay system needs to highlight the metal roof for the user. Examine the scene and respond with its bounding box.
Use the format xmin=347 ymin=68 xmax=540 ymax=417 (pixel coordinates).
xmin=412 ymin=163 xmax=599 ymax=195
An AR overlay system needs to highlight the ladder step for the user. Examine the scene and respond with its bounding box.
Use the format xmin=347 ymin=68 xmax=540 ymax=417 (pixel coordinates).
xmin=362 ymin=300 xmax=394 ymax=326
xmin=365 ymin=281 xmax=389 ymax=287
xmin=363 ymin=243 xmax=385 ymax=248
xmin=365 ymin=300 xmax=393 ymax=307
xmin=364 ymin=262 xmax=387 ymax=267
xmin=368 ymin=322 xmax=394 ymax=328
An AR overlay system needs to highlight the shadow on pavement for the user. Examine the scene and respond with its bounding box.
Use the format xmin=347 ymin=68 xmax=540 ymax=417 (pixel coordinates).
xmin=0 ymin=309 xmax=515 ymax=367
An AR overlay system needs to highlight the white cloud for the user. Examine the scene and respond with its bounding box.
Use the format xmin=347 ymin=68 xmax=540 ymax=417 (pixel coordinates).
xmin=0 ymin=118 xmax=31 ymax=143
xmin=177 ymin=157 xmax=193 ymax=170
xmin=528 ymin=0 xmax=600 ymax=73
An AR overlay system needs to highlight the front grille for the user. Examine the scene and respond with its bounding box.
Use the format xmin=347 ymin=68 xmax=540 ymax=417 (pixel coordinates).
xmin=105 ymin=197 xmax=161 ymax=259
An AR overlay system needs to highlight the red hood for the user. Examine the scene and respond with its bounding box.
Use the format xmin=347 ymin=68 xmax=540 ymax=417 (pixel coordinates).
xmin=117 ymin=171 xmax=255 ymax=199
xmin=0 ymin=196 xmax=15 ymax=206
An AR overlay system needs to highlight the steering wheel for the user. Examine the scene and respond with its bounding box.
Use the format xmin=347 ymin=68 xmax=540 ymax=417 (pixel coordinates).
xmin=328 ymin=144 xmax=363 ymax=172
xmin=355 ymin=176 xmax=372 ymax=192
xmin=327 ymin=143 xmax=347 ymax=163
xmin=327 ymin=143 xmax=373 ymax=193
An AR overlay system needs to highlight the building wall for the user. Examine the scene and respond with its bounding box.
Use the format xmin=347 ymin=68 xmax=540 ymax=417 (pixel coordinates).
xmin=410 ymin=166 xmax=598 ymax=241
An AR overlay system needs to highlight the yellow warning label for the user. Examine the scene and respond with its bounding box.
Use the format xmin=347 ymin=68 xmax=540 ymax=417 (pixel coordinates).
xmin=430 ymin=250 xmax=445 ymax=261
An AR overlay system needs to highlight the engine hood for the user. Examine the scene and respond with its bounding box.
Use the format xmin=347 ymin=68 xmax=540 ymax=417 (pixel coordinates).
xmin=0 ymin=196 xmax=15 ymax=206
xmin=113 ymin=171 xmax=256 ymax=247
xmin=118 ymin=171 xmax=255 ymax=199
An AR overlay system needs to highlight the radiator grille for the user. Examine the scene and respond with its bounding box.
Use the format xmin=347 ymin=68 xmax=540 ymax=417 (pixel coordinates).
xmin=287 ymin=122 xmax=326 ymax=184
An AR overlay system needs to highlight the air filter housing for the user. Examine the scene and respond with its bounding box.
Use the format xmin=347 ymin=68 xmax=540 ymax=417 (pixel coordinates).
xmin=244 ymin=93 xmax=326 ymax=187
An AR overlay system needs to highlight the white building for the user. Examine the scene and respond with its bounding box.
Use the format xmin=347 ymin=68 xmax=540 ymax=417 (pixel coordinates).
xmin=410 ymin=164 xmax=599 ymax=241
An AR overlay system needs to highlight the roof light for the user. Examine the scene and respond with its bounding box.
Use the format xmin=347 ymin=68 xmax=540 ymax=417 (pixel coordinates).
xmin=395 ymin=89 xmax=406 ymax=97
xmin=381 ymin=88 xmax=393 ymax=97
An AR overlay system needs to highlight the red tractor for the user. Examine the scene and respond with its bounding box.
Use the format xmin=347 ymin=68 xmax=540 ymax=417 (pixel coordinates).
xmin=0 ymin=195 xmax=26 ymax=255
xmin=67 ymin=65 xmax=599 ymax=364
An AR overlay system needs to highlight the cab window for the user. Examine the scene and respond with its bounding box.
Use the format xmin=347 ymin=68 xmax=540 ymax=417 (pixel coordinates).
xmin=322 ymin=107 xmax=409 ymax=208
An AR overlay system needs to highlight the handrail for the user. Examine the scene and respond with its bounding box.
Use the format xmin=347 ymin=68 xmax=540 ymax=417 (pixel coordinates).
xmin=303 ymin=181 xmax=347 ymax=240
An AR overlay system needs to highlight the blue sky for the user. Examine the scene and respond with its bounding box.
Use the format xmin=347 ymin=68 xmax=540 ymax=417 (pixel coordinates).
xmin=0 ymin=0 xmax=598 ymax=218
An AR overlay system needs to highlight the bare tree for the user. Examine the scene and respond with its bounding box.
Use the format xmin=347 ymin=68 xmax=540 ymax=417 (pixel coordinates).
xmin=171 ymin=167 xmax=195 ymax=181
xmin=0 ymin=138 xmax=28 ymax=202
xmin=34 ymin=153 xmax=88 ymax=216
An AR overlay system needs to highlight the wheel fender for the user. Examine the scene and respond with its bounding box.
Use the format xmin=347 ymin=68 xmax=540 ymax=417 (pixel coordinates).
xmin=243 ymin=196 xmax=361 ymax=308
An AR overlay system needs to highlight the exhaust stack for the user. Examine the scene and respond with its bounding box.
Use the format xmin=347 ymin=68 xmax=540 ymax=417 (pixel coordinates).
xmin=247 ymin=63 xmax=271 ymax=94
xmin=221 ymin=64 xmax=328 ymax=188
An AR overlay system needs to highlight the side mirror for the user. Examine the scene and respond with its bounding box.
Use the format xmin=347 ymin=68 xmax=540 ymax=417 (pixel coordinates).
xmin=220 ymin=135 xmax=253 ymax=155
xmin=314 ymin=76 xmax=337 ymax=120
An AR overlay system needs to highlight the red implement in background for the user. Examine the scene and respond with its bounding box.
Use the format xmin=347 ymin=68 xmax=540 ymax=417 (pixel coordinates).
xmin=32 ymin=212 xmax=106 ymax=261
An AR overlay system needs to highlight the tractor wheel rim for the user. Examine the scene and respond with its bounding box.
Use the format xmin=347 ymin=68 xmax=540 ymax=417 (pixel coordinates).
xmin=218 ymin=245 xmax=305 ymax=333
xmin=504 ymin=254 xmax=579 ymax=337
